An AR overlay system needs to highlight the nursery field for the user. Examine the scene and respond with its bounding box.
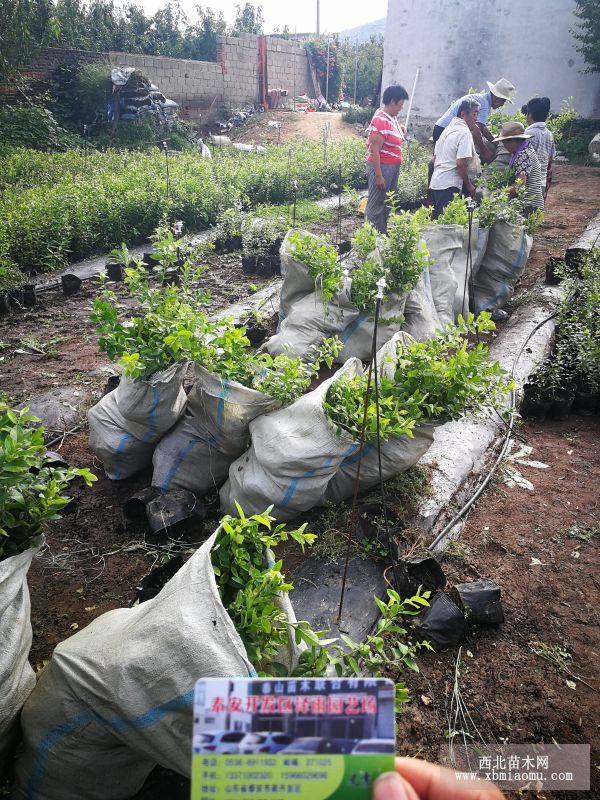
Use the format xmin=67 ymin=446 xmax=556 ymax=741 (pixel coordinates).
xmin=1 ymin=161 xmax=592 ymax=665
xmin=1 ymin=151 xmax=599 ymax=800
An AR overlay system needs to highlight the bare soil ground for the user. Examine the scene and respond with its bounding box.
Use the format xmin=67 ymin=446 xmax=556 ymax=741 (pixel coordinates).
xmin=398 ymin=414 xmax=600 ymax=800
xmin=230 ymin=109 xmax=361 ymax=145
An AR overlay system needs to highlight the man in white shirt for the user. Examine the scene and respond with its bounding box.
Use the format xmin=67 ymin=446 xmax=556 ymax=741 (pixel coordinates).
xmin=430 ymin=98 xmax=480 ymax=219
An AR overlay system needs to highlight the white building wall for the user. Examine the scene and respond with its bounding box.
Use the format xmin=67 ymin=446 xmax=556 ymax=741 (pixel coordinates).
xmin=382 ymin=0 xmax=600 ymax=123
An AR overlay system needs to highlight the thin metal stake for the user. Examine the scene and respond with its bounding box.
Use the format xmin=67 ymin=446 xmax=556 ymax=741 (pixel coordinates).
xmin=337 ymin=162 xmax=343 ymax=246
xmin=372 ymin=279 xmax=400 ymax=590
xmin=337 ymin=278 xmax=389 ymax=623
xmin=163 ymin=141 xmax=171 ymax=206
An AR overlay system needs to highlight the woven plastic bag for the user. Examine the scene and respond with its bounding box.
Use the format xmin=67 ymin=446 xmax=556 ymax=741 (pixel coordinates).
xmin=0 ymin=545 xmax=39 ymax=781
xmin=152 ymin=365 xmax=280 ymax=496
xmin=88 ymin=363 xmax=187 ymax=480
xmin=220 ymin=359 xmax=363 ymax=521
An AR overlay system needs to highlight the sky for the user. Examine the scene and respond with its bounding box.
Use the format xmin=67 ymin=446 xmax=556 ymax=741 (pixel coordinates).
xmin=137 ymin=0 xmax=388 ymax=35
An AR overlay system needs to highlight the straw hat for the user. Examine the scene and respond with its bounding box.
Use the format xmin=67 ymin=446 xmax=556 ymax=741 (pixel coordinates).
xmin=486 ymin=78 xmax=516 ymax=103
xmin=492 ymin=121 xmax=532 ymax=143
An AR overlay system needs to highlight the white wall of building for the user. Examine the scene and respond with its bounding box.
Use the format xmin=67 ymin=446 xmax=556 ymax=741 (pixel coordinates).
xmin=382 ymin=0 xmax=600 ymax=121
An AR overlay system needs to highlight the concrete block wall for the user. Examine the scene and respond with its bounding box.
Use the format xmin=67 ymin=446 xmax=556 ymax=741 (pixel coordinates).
xmin=109 ymin=52 xmax=224 ymax=118
xmin=8 ymin=37 xmax=312 ymax=116
xmin=382 ymin=0 xmax=600 ymax=121
xmin=266 ymin=37 xmax=313 ymax=97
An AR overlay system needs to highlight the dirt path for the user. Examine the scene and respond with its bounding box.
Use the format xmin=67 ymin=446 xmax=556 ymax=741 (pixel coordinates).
xmin=231 ymin=109 xmax=361 ymax=145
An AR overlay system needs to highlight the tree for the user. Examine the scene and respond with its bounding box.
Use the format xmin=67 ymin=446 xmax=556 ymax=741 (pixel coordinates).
xmin=232 ymin=2 xmax=263 ymax=35
xmin=0 ymin=0 xmax=55 ymax=76
xmin=573 ymin=0 xmax=600 ymax=72
xmin=337 ymin=35 xmax=383 ymax=104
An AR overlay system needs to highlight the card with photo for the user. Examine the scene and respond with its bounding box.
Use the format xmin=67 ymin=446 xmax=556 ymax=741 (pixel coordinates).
xmin=192 ymin=677 xmax=396 ymax=800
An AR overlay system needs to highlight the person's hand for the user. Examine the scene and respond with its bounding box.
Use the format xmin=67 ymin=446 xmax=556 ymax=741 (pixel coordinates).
xmin=375 ymin=172 xmax=386 ymax=190
xmin=466 ymin=181 xmax=476 ymax=197
xmin=372 ymin=757 xmax=505 ymax=800
xmin=399 ymin=124 xmax=407 ymax=136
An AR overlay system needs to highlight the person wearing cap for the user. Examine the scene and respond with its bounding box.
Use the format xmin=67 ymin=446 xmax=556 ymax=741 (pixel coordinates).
xmin=365 ymin=84 xmax=410 ymax=233
xmin=433 ymin=78 xmax=516 ymax=153
xmin=429 ymin=97 xmax=480 ymax=219
xmin=524 ymin=97 xmax=556 ymax=197
xmin=492 ymin=122 xmax=544 ymax=215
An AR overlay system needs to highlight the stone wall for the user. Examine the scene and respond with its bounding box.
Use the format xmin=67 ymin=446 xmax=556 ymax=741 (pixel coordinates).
xmin=382 ymin=0 xmax=600 ymax=121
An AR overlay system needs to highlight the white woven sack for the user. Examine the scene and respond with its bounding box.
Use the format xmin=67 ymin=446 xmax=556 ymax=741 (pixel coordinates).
xmin=220 ymin=359 xmax=363 ymax=521
xmin=335 ymin=292 xmax=408 ymax=362
xmin=422 ymin=225 xmax=463 ymax=328
xmin=13 ymin=530 xmax=257 ymax=800
xmin=265 ymin=276 xmax=359 ymax=360
xmin=152 ymin=365 xmax=281 ymax=496
xmin=0 ymin=545 xmax=39 ymax=781
xmin=472 ymin=226 xmax=490 ymax=279
xmin=88 ymin=362 xmax=187 ymax=480
xmin=324 ymin=333 xmax=437 ymax=503
xmin=278 ymin=229 xmax=317 ymax=321
xmin=473 ymin=221 xmax=533 ymax=313
xmin=450 ymin=221 xmax=479 ymax=322
xmin=402 ymin=266 xmax=441 ymax=342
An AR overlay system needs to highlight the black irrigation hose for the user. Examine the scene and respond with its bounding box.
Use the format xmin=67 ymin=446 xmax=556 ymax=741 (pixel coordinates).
xmin=428 ymin=307 xmax=558 ymax=552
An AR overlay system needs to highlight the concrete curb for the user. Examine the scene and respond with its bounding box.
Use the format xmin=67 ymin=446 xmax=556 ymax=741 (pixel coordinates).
xmin=418 ymin=287 xmax=562 ymax=546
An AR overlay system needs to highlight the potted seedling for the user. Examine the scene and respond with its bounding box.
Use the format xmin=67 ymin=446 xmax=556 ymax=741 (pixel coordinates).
xmin=0 ymin=260 xmax=24 ymax=314
xmin=214 ymin=205 xmax=244 ymax=253
xmin=105 ymin=243 xmax=140 ymax=282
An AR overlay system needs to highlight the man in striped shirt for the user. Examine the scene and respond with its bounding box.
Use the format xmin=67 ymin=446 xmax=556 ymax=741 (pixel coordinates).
xmin=492 ymin=122 xmax=544 ymax=214
xmin=524 ymin=97 xmax=556 ymax=197
xmin=365 ymin=84 xmax=409 ymax=233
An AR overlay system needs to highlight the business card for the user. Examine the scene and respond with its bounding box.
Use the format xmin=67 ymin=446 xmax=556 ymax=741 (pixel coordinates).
xmin=192 ymin=677 xmax=396 ymax=800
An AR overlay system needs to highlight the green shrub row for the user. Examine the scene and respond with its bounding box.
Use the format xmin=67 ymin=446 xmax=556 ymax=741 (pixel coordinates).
xmin=0 ymin=139 xmax=369 ymax=274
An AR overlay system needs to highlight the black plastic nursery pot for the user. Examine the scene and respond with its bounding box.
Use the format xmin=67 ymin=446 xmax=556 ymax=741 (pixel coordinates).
xmin=146 ymin=488 xmax=206 ymax=540
xmin=105 ymin=263 xmax=125 ymax=281
xmin=22 ymin=284 xmax=37 ymax=307
xmin=0 ymin=294 xmax=11 ymax=314
xmin=338 ymin=239 xmax=352 ymax=255
xmin=573 ymin=389 xmax=599 ymax=416
xmin=123 ymin=487 xmax=159 ymax=525
xmin=8 ymin=289 xmax=25 ymax=308
xmin=549 ymin=387 xmax=575 ymax=421
xmin=451 ymin=580 xmax=504 ymax=626
xmin=133 ymin=555 xmax=185 ymax=604
xmin=521 ymin=383 xmax=554 ymax=420
xmin=395 ymin=556 xmax=446 ymax=599
xmin=161 ymin=270 xmax=181 ymax=287
xmin=61 ymin=273 xmax=82 ymax=295
xmin=245 ymin=324 xmax=268 ymax=347
xmin=416 ymin=592 xmax=468 ymax=649
xmin=143 ymin=252 xmax=160 ymax=270
xmin=241 ymin=255 xmax=258 ymax=274
xmin=545 ymin=257 xmax=563 ymax=286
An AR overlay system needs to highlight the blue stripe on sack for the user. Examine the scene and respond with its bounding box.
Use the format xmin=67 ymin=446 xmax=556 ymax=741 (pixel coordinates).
xmin=159 ymin=439 xmax=199 ymax=492
xmin=112 ymin=432 xmax=131 ymax=480
xmin=26 ymin=667 xmax=257 ymax=799
xmin=142 ymin=387 xmax=161 ymax=444
xmin=216 ymin=381 xmax=229 ymax=437
xmin=278 ymin=443 xmax=359 ymax=508
xmin=340 ymin=312 xmax=366 ymax=344
xmin=339 ymin=443 xmax=373 ymax=468
xmin=483 ymin=228 xmax=528 ymax=311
